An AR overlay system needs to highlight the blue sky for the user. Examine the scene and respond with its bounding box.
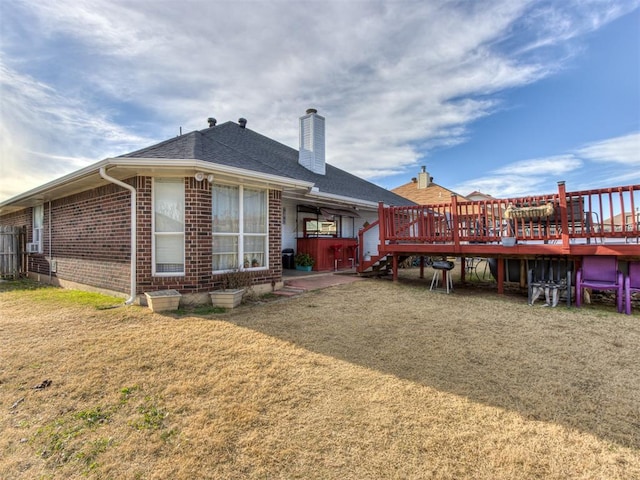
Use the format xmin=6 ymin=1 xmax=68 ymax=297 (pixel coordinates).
xmin=1 ymin=0 xmax=639 ymax=203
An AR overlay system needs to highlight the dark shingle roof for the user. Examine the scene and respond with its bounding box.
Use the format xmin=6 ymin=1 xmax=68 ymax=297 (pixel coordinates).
xmin=121 ymin=121 xmax=414 ymax=206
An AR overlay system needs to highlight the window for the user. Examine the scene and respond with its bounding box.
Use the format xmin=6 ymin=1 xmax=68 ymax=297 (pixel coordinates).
xmin=212 ymin=184 xmax=267 ymax=271
xmin=153 ymin=178 xmax=184 ymax=275
xmin=32 ymin=204 xmax=44 ymax=253
xmin=303 ymin=218 xmax=337 ymax=237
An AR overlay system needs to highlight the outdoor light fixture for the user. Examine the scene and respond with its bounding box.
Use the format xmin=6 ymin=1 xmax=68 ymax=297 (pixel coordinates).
xmin=207 ymin=174 xmax=214 ymax=183
xmin=194 ymin=172 xmax=205 ymax=181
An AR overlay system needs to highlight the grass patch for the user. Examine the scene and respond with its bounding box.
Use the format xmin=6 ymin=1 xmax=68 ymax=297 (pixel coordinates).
xmin=0 ymin=278 xmax=52 ymax=292
xmin=175 ymin=304 xmax=226 ymax=316
xmin=132 ymin=397 xmax=168 ymax=431
xmin=76 ymin=407 xmax=111 ymax=427
xmin=28 ymin=385 xmax=173 ymax=474
xmin=120 ymin=385 xmax=140 ymax=403
xmin=0 ymin=278 xmax=122 ymax=308
xmin=2 ymin=271 xmax=639 ymax=479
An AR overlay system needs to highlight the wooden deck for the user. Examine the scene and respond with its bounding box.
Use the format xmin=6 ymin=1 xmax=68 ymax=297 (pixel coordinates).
xmin=358 ymin=181 xmax=640 ymax=293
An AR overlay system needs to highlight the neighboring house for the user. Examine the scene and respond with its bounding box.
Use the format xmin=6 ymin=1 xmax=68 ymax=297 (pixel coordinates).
xmin=0 ymin=109 xmax=414 ymax=304
xmin=391 ymin=166 xmax=470 ymax=204
xmin=465 ymin=190 xmax=496 ymax=202
xmin=604 ymin=210 xmax=640 ymax=232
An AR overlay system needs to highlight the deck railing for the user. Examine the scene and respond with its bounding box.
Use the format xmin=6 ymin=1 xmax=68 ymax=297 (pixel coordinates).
xmin=380 ymin=182 xmax=640 ymax=248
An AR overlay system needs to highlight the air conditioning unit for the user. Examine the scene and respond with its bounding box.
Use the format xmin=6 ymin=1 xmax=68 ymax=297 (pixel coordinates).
xmin=27 ymin=242 xmax=40 ymax=253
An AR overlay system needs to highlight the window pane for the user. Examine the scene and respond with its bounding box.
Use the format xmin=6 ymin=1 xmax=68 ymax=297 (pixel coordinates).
xmin=213 ymin=184 xmax=239 ymax=233
xmin=33 ymin=205 xmax=44 ymax=229
xmin=213 ymin=235 xmax=238 ymax=271
xmin=154 ymin=179 xmax=184 ymax=275
xmin=155 ymin=179 xmax=184 ymax=233
xmin=243 ymin=188 xmax=266 ymax=233
xmin=156 ymin=234 xmax=184 ymax=273
xmin=244 ymin=236 xmax=265 ymax=267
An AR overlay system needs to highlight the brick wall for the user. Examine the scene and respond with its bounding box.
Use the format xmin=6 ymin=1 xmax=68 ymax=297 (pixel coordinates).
xmin=139 ymin=177 xmax=283 ymax=294
xmin=1 ymin=177 xmax=284 ymax=298
xmin=1 ymin=182 xmax=133 ymax=290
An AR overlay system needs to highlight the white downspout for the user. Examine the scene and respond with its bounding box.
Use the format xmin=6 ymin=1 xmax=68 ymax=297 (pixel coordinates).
xmin=99 ymin=167 xmax=137 ymax=305
xmin=48 ymin=201 xmax=52 ymax=283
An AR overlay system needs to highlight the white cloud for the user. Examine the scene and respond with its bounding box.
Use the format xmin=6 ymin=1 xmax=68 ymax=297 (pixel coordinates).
xmin=1 ymin=0 xmax=638 ymax=202
xmin=453 ymin=154 xmax=583 ymax=198
xmin=452 ymin=135 xmax=640 ymax=198
xmin=0 ymin=61 xmax=152 ymax=200
xmin=577 ymin=133 xmax=640 ymax=166
xmin=496 ymin=155 xmax=583 ymax=176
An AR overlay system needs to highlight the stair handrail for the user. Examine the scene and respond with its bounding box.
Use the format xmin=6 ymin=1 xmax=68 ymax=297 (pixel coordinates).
xmin=357 ymin=218 xmax=382 ymax=273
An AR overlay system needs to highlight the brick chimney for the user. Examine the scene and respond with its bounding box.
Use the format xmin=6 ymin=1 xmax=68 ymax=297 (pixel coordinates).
xmin=418 ymin=166 xmax=431 ymax=189
xmin=298 ymin=108 xmax=326 ymax=175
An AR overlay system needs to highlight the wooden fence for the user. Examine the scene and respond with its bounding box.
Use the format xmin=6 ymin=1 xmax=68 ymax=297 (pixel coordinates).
xmin=0 ymin=226 xmax=23 ymax=279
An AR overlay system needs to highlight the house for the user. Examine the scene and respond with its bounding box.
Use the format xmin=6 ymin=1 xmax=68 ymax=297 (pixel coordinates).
xmin=0 ymin=109 xmax=414 ymax=305
xmin=465 ymin=190 xmax=496 ymax=202
xmin=391 ymin=166 xmax=470 ymax=204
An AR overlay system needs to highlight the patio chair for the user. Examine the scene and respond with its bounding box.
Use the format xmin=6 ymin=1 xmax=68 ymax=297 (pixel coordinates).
xmin=527 ymin=257 xmax=572 ymax=307
xmin=575 ymin=256 xmax=623 ymax=313
xmin=624 ymin=261 xmax=640 ymax=315
xmin=466 ymin=257 xmax=489 ymax=281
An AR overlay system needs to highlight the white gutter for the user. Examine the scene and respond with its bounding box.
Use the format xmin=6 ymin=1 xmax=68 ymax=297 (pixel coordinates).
xmin=0 ymin=157 xmax=314 ymax=213
xmin=99 ymin=167 xmax=137 ymax=305
xmin=114 ymin=157 xmax=315 ymax=189
xmin=48 ymin=201 xmax=52 ymax=283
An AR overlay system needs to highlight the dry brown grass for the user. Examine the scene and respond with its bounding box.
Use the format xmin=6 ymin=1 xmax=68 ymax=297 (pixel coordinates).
xmin=1 ymin=272 xmax=639 ymax=479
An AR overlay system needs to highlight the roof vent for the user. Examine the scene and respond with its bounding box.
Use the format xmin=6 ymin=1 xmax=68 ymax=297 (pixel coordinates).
xmin=207 ymin=117 xmax=217 ymax=128
xmin=238 ymin=118 xmax=247 ymax=128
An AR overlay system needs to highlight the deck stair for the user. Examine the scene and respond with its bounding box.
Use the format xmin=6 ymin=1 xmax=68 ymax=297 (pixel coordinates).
xmin=358 ymin=254 xmax=413 ymax=277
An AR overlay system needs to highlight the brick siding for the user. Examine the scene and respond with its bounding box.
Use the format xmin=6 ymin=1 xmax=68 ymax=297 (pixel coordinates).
xmin=2 ymin=176 xmax=284 ymax=298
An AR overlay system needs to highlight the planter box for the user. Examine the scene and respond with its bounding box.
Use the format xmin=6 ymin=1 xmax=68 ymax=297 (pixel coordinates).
xmin=144 ymin=290 xmax=182 ymax=312
xmin=210 ymin=289 xmax=245 ymax=309
xmin=295 ymin=265 xmax=313 ymax=272
xmin=501 ymin=237 xmax=516 ymax=247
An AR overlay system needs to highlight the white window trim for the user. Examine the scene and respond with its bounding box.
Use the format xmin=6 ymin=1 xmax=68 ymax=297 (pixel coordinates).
xmin=152 ymin=178 xmax=185 ymax=277
xmin=212 ymin=184 xmax=269 ymax=273
xmin=31 ymin=204 xmax=44 ymax=254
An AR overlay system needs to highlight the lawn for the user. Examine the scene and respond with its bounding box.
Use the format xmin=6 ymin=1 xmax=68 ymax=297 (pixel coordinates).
xmin=1 ymin=274 xmax=639 ymax=479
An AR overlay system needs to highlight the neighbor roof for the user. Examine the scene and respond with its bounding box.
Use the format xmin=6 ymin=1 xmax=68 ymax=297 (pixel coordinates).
xmin=123 ymin=121 xmax=414 ymax=207
xmin=391 ymin=179 xmax=469 ymax=205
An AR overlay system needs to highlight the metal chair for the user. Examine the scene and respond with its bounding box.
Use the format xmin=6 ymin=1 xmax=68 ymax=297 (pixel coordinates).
xmin=624 ymin=261 xmax=640 ymax=315
xmin=527 ymin=257 xmax=572 ymax=307
xmin=466 ymin=257 xmax=489 ymax=281
xmin=576 ymin=256 xmax=623 ymax=313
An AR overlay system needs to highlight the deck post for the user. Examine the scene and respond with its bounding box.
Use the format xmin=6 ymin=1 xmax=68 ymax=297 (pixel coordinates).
xmin=357 ymin=227 xmax=364 ymax=273
xmin=460 ymin=256 xmax=467 ymax=282
xmin=392 ymin=254 xmax=398 ymax=282
xmin=558 ymin=181 xmax=570 ymax=250
xmin=497 ymin=257 xmax=505 ymax=294
xmin=451 ymin=194 xmax=460 ymax=247
xmin=378 ymin=201 xmax=386 ymax=249
xmin=419 ymin=256 xmax=425 ymax=279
